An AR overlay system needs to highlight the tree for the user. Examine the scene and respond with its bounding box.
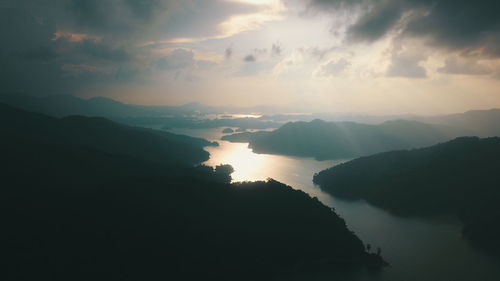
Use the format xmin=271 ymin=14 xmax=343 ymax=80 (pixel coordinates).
xmin=214 ymin=164 xmax=235 ymax=183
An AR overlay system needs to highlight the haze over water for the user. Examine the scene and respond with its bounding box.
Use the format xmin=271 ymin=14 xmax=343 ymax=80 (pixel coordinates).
xmin=171 ymin=128 xmax=500 ymax=281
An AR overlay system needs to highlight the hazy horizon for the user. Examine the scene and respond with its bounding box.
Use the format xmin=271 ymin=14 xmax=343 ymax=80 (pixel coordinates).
xmin=9 ymin=92 xmax=500 ymax=117
xmin=2 ymin=0 xmax=500 ymax=115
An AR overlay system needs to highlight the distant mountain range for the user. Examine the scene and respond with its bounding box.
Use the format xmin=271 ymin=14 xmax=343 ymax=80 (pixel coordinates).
xmin=0 ymin=93 xmax=283 ymax=129
xmin=223 ymin=119 xmax=466 ymax=159
xmin=414 ymin=109 xmax=500 ymax=137
xmin=0 ymin=92 xmax=314 ymax=118
xmin=3 ymin=92 xmax=500 ymax=136
xmin=0 ymin=92 xmax=202 ymax=117
xmin=313 ymin=136 xmax=500 ymax=256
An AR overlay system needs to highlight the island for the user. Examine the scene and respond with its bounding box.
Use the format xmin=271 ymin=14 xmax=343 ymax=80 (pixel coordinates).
xmin=313 ymin=136 xmax=500 ymax=256
xmin=222 ymin=127 xmax=234 ymax=134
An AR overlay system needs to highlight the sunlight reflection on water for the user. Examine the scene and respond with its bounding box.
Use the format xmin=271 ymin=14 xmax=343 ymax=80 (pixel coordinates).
xmin=204 ymin=141 xmax=341 ymax=184
xmin=204 ymin=142 xmax=269 ymax=182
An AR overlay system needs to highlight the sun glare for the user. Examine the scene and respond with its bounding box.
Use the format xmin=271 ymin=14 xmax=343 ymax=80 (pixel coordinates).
xmin=205 ymin=142 xmax=269 ymax=182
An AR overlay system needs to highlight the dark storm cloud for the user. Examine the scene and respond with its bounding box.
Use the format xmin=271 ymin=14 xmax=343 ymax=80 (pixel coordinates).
xmin=0 ymin=1 xmax=137 ymax=94
xmin=17 ymin=46 xmax=59 ymax=61
xmin=0 ymin=0 xmax=262 ymax=95
xmin=67 ymin=0 xmax=114 ymax=28
xmin=309 ymin=0 xmax=500 ymax=57
xmin=348 ymin=2 xmax=405 ymax=42
xmin=64 ymin=0 xmax=167 ymax=37
xmin=404 ymin=0 xmax=500 ymax=56
xmin=124 ymin=0 xmax=162 ymax=20
xmin=0 ymin=3 xmax=66 ymax=94
xmin=79 ymin=40 xmax=130 ymax=62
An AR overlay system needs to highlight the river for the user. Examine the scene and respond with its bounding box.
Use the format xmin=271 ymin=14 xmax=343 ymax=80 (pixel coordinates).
xmin=170 ymin=128 xmax=500 ymax=281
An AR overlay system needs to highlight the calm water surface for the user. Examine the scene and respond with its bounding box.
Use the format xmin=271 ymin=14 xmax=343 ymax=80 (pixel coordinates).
xmin=170 ymin=128 xmax=500 ymax=281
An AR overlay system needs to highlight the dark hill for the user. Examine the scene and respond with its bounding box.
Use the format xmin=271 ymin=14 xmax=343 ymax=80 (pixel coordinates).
xmin=223 ymin=119 xmax=454 ymax=159
xmin=0 ymin=103 xmax=215 ymax=166
xmin=313 ymin=137 xmax=500 ymax=256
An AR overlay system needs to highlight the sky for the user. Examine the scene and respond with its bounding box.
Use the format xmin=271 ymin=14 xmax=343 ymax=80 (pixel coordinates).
xmin=1 ymin=0 xmax=500 ymax=114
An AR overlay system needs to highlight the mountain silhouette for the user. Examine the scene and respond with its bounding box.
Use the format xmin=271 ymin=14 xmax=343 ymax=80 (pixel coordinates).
xmin=0 ymin=93 xmax=207 ymax=117
xmin=0 ymin=93 xmax=281 ymax=129
xmin=313 ymin=136 xmax=500 ymax=256
xmin=1 ymin=103 xmax=216 ymax=166
xmin=2 ymin=103 xmax=385 ymax=280
xmin=223 ymin=119 xmax=456 ymax=159
xmin=416 ymin=108 xmax=500 ymax=137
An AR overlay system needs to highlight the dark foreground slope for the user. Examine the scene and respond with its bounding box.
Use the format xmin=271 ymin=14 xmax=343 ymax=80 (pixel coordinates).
xmin=2 ymin=105 xmax=384 ymax=281
xmin=223 ymin=119 xmax=455 ymax=159
xmin=314 ymin=137 xmax=500 ymax=256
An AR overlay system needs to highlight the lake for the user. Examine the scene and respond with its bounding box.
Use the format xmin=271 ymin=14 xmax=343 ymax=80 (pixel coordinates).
xmin=170 ymin=128 xmax=500 ymax=281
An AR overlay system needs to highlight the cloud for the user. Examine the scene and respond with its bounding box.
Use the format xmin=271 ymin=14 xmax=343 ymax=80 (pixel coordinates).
xmin=79 ymin=40 xmax=130 ymax=62
xmin=0 ymin=0 xmax=262 ymax=95
xmin=387 ymin=53 xmax=427 ymax=79
xmin=156 ymin=49 xmax=195 ymax=70
xmin=244 ymin=54 xmax=257 ymax=62
xmin=8 ymin=0 xmax=271 ymax=46
xmin=253 ymin=48 xmax=268 ymax=55
xmin=271 ymin=43 xmax=282 ymax=56
xmin=53 ymin=31 xmax=101 ymax=43
xmin=17 ymin=46 xmax=59 ymax=61
xmin=383 ymin=38 xmax=428 ymax=79
xmin=64 ymin=0 xmax=170 ymax=38
xmin=123 ymin=0 xmax=162 ymax=20
xmin=348 ymin=2 xmax=405 ymax=42
xmin=318 ymin=58 xmax=350 ymax=76
xmin=61 ymin=64 xmax=110 ymax=77
xmin=235 ymin=60 xmax=276 ymax=76
xmin=309 ymin=0 xmax=500 ymax=57
xmin=196 ymin=60 xmax=217 ymax=70
xmin=438 ymin=57 xmax=492 ymax=76
xmin=167 ymin=0 xmax=286 ymax=43
xmin=305 ymin=46 xmax=338 ymax=60
xmin=3 ymin=0 xmax=500 ymax=110
xmin=404 ymin=0 xmax=500 ymax=56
